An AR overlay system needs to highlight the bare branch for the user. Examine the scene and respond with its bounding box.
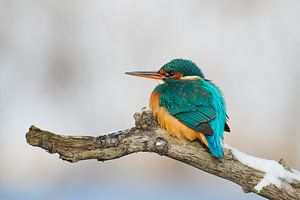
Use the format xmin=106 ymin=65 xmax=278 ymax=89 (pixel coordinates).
xmin=26 ymin=111 xmax=300 ymax=200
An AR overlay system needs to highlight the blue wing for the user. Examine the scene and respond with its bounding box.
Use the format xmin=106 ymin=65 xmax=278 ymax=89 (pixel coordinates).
xmin=159 ymin=80 xmax=216 ymax=135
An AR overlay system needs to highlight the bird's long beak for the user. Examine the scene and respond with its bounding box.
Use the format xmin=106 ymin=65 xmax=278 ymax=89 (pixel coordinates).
xmin=125 ymin=71 xmax=165 ymax=80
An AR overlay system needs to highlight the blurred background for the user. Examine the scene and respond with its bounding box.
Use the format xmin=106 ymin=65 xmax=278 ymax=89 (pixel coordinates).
xmin=0 ymin=0 xmax=299 ymax=199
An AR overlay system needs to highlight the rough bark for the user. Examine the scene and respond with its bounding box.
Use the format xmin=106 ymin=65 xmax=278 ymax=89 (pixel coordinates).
xmin=26 ymin=111 xmax=300 ymax=200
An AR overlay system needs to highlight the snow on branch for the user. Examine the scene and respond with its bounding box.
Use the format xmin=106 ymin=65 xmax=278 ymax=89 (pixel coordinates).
xmin=224 ymin=144 xmax=300 ymax=192
xmin=26 ymin=110 xmax=300 ymax=200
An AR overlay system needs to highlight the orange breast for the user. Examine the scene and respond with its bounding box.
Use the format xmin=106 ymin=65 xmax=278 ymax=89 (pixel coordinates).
xmin=150 ymin=91 xmax=208 ymax=147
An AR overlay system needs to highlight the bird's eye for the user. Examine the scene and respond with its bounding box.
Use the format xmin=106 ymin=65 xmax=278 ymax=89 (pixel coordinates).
xmin=165 ymin=71 xmax=175 ymax=77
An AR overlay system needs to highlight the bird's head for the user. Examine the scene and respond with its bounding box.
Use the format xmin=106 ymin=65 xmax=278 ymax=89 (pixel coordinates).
xmin=126 ymin=59 xmax=205 ymax=82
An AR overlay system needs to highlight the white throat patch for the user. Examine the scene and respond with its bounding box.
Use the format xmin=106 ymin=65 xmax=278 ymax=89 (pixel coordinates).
xmin=180 ymin=75 xmax=201 ymax=80
xmin=157 ymin=80 xmax=165 ymax=85
xmin=156 ymin=76 xmax=201 ymax=85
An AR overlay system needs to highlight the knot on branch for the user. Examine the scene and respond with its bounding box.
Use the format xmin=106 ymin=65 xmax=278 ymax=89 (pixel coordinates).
xmin=134 ymin=110 xmax=158 ymax=130
xmin=155 ymin=137 xmax=168 ymax=155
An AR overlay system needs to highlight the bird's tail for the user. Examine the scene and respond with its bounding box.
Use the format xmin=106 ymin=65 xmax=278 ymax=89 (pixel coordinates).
xmin=205 ymin=135 xmax=224 ymax=158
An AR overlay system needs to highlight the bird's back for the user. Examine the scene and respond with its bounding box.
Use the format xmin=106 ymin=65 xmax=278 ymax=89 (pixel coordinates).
xmin=149 ymin=79 xmax=227 ymax=157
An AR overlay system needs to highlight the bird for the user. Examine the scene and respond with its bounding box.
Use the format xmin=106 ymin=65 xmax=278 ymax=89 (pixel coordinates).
xmin=126 ymin=58 xmax=230 ymax=158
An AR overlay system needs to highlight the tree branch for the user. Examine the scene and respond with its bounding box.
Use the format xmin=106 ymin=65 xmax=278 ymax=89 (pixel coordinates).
xmin=26 ymin=111 xmax=300 ymax=200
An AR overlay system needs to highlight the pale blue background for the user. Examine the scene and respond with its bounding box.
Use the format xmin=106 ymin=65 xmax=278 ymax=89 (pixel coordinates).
xmin=1 ymin=0 xmax=299 ymax=199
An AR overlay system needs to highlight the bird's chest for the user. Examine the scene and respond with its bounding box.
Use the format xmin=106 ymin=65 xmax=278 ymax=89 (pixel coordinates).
xmin=149 ymin=91 xmax=200 ymax=141
xmin=149 ymin=91 xmax=161 ymax=114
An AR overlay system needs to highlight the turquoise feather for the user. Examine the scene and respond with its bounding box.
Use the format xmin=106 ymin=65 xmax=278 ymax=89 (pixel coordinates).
xmin=200 ymin=80 xmax=226 ymax=158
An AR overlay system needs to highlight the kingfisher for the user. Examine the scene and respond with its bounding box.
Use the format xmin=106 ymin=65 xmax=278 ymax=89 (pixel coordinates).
xmin=126 ymin=59 xmax=230 ymax=158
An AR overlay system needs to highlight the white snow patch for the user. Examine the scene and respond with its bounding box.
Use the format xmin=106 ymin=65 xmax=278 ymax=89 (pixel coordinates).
xmin=224 ymin=144 xmax=300 ymax=191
